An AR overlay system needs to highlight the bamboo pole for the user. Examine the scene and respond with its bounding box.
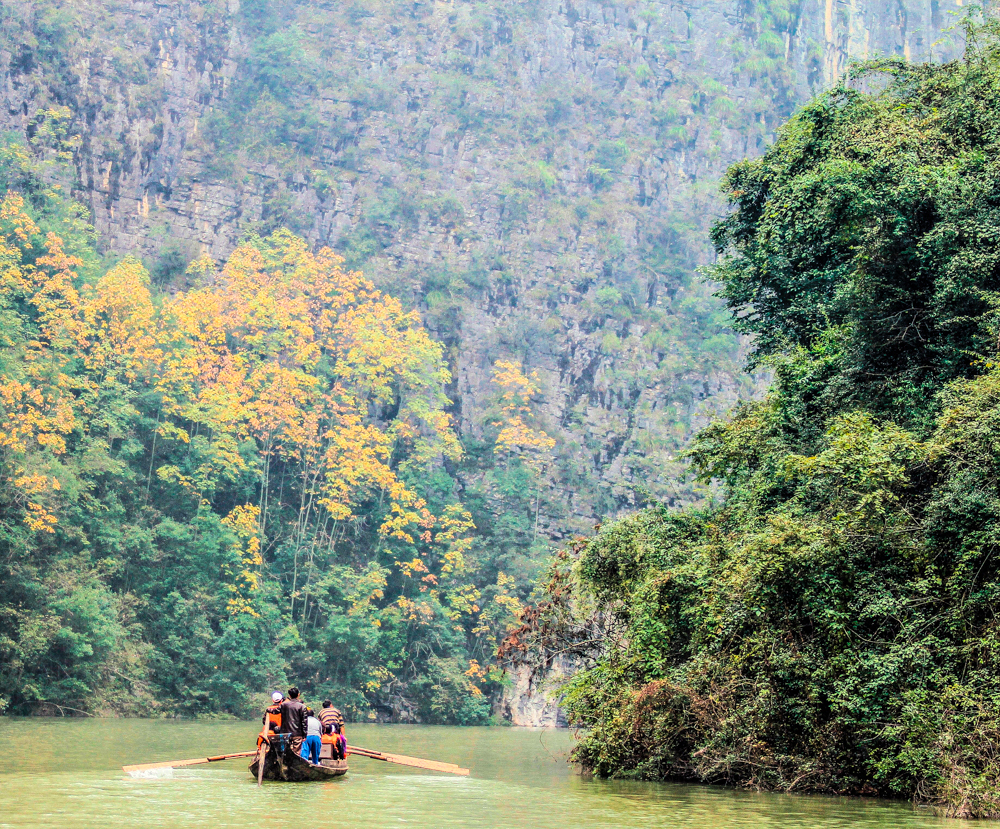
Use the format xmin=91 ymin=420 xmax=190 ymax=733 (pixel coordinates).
xmin=348 ymin=745 xmax=470 ymax=776
xmin=122 ymin=751 xmax=258 ymax=773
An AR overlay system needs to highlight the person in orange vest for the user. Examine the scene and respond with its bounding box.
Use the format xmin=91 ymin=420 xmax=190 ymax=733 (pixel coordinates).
xmin=263 ymin=692 xmax=283 ymax=730
xmin=258 ymin=691 xmax=284 ymax=747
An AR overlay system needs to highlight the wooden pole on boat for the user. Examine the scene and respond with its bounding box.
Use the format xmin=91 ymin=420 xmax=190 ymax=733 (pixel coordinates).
xmin=348 ymin=745 xmax=470 ymax=776
xmin=256 ymin=741 xmax=267 ymax=786
xmin=122 ymin=752 xmax=258 ymax=773
xmin=256 ymin=726 xmax=270 ymax=786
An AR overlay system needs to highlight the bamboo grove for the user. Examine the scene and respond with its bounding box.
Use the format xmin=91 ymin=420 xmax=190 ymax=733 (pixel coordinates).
xmin=0 ymin=141 xmax=553 ymax=721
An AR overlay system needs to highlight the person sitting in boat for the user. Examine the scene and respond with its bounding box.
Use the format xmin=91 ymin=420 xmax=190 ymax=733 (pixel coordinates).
xmin=301 ymin=708 xmax=323 ymax=766
xmin=258 ymin=690 xmax=285 ymax=751
xmin=279 ymin=687 xmax=308 ymax=756
xmin=319 ymin=700 xmax=346 ymax=760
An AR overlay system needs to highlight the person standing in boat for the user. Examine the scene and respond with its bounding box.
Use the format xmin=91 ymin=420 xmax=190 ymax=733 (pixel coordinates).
xmin=319 ymin=700 xmax=346 ymax=760
xmin=279 ymin=687 xmax=308 ymax=756
xmin=301 ymin=708 xmax=323 ymax=765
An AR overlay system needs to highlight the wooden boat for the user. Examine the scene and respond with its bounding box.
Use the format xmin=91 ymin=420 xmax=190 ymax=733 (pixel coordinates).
xmin=249 ymin=736 xmax=348 ymax=782
xmin=124 ymin=716 xmax=464 ymax=781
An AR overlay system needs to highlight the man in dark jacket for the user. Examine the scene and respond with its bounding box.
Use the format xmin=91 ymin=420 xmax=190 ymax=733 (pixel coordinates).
xmin=279 ymin=687 xmax=308 ymax=755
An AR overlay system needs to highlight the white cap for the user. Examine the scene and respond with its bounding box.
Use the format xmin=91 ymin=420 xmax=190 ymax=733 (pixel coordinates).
xmin=271 ymin=692 xmax=283 ymax=702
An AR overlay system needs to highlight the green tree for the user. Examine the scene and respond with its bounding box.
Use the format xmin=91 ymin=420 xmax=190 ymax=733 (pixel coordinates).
xmin=541 ymin=18 xmax=1000 ymax=819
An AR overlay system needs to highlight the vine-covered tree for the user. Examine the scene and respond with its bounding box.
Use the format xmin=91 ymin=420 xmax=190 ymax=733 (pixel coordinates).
xmin=540 ymin=19 xmax=1000 ymax=819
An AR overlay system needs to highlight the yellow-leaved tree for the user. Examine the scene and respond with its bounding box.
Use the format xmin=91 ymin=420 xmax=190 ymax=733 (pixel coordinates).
xmin=491 ymin=360 xmax=555 ymax=541
xmin=154 ymin=231 xmax=462 ymax=622
xmin=0 ymin=178 xmax=510 ymax=723
xmin=0 ymin=194 xmax=80 ymax=533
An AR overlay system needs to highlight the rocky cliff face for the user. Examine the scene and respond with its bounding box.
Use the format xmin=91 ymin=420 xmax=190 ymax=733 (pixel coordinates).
xmin=0 ymin=0 xmax=967 ymax=535
xmin=496 ymin=657 xmax=576 ymax=727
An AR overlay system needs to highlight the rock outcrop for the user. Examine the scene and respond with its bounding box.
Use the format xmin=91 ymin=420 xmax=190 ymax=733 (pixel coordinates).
xmin=496 ymin=656 xmax=580 ymax=727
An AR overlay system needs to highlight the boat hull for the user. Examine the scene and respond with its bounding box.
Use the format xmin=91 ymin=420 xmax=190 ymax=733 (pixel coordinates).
xmin=249 ymin=739 xmax=347 ymax=782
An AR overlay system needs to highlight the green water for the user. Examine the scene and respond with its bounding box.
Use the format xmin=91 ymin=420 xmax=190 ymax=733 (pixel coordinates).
xmin=0 ymin=718 xmax=981 ymax=829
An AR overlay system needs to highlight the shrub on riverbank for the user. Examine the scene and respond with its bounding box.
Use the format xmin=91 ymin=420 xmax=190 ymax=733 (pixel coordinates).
xmin=555 ymin=17 xmax=1000 ymax=818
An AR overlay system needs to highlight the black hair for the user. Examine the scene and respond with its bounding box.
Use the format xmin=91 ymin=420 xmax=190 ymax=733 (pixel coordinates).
xmin=323 ymin=700 xmax=332 ymax=708
xmin=288 ymin=687 xmax=300 ymax=699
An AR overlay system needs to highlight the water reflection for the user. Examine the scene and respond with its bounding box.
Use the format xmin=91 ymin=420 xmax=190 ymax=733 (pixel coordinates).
xmin=0 ymin=718 xmax=979 ymax=829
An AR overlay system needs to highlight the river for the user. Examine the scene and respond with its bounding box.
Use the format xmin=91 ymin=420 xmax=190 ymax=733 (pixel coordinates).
xmin=0 ymin=718 xmax=979 ymax=829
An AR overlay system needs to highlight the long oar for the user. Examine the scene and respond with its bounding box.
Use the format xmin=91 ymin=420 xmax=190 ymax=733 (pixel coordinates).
xmin=349 ymin=745 xmax=470 ymax=776
xmin=349 ymin=745 xmax=461 ymax=770
xmin=123 ymin=751 xmax=258 ymax=773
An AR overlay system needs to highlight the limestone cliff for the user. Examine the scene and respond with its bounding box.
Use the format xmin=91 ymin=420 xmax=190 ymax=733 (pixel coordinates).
xmin=0 ymin=0 xmax=967 ymax=536
xmin=497 ymin=657 xmax=576 ymax=728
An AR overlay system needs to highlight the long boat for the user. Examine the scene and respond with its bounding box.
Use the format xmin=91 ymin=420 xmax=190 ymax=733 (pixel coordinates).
xmin=250 ymin=735 xmax=348 ymax=782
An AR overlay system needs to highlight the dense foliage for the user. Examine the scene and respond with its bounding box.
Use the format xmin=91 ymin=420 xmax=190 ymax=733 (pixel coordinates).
xmin=556 ymin=20 xmax=1000 ymax=818
xmin=0 ymin=141 xmax=544 ymax=721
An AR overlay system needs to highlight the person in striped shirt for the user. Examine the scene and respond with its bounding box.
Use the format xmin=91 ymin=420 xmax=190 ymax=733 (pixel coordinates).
xmin=319 ymin=700 xmax=346 ymax=759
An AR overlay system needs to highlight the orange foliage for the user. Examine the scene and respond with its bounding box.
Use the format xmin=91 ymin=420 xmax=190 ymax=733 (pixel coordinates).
xmin=0 ymin=208 xmax=469 ymax=648
xmin=491 ymin=360 xmax=555 ymax=468
xmin=221 ymin=504 xmax=264 ymax=617
xmin=82 ymin=258 xmax=160 ymax=382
